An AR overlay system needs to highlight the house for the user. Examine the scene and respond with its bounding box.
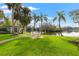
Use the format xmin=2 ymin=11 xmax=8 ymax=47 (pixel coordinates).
xmin=0 ymin=26 xmax=19 ymax=34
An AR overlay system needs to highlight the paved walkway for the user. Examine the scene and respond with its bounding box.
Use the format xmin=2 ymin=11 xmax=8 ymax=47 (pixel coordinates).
xmin=0 ymin=37 xmax=19 ymax=45
xmin=0 ymin=33 xmax=44 ymax=45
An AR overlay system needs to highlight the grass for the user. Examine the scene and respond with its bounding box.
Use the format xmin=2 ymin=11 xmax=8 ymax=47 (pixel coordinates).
xmin=0 ymin=35 xmax=79 ymax=56
xmin=0 ymin=34 xmax=17 ymax=41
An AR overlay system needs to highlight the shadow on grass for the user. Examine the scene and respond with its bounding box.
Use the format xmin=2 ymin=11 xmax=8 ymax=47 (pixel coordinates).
xmin=69 ymin=39 xmax=79 ymax=48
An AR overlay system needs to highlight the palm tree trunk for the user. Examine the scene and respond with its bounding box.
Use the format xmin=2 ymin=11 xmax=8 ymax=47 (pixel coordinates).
xmin=59 ymin=19 xmax=63 ymax=36
xmin=31 ymin=26 xmax=33 ymax=35
xmin=77 ymin=22 xmax=79 ymax=32
xmin=21 ymin=25 xmax=25 ymax=34
xmin=40 ymin=19 xmax=42 ymax=34
xmin=12 ymin=8 xmax=15 ymax=35
xmin=45 ymin=22 xmax=48 ymax=34
xmin=45 ymin=28 xmax=46 ymax=34
xmin=34 ymin=20 xmax=36 ymax=32
xmin=30 ymin=20 xmax=36 ymax=35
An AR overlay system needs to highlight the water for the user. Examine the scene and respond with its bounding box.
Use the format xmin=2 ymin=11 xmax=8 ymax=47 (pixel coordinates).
xmin=31 ymin=31 xmax=79 ymax=37
xmin=62 ymin=32 xmax=79 ymax=37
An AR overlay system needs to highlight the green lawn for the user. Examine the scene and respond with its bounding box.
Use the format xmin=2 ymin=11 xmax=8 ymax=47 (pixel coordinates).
xmin=0 ymin=35 xmax=79 ymax=56
xmin=0 ymin=34 xmax=18 ymax=41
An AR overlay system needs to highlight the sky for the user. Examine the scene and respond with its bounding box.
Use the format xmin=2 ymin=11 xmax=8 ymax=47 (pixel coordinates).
xmin=0 ymin=3 xmax=79 ymax=27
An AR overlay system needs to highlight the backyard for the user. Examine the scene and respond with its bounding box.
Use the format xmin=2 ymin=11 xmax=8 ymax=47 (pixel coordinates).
xmin=0 ymin=3 xmax=79 ymax=56
xmin=0 ymin=34 xmax=79 ymax=56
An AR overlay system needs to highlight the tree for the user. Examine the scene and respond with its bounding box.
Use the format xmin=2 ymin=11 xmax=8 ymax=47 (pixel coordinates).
xmin=33 ymin=13 xmax=40 ymax=31
xmin=39 ymin=22 xmax=56 ymax=34
xmin=53 ymin=11 xmax=66 ymax=36
xmin=19 ymin=7 xmax=31 ymax=34
xmin=0 ymin=10 xmax=5 ymax=28
xmin=69 ymin=10 xmax=79 ymax=26
xmin=39 ymin=14 xmax=48 ymax=34
xmin=0 ymin=10 xmax=4 ymax=19
xmin=40 ymin=13 xmax=43 ymax=34
xmin=43 ymin=14 xmax=48 ymax=33
xmin=5 ymin=3 xmax=21 ymax=35
xmin=4 ymin=16 xmax=12 ymax=27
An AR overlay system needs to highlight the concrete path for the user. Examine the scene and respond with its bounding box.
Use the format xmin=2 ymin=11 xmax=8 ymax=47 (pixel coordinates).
xmin=0 ymin=37 xmax=19 ymax=45
xmin=0 ymin=33 xmax=44 ymax=45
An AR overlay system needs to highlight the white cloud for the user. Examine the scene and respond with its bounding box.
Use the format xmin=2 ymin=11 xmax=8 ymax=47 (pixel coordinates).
xmin=22 ymin=5 xmax=25 ymax=8
xmin=28 ymin=6 xmax=39 ymax=11
xmin=22 ymin=5 xmax=39 ymax=11
xmin=0 ymin=5 xmax=11 ymax=14
xmin=47 ymin=17 xmax=53 ymax=20
xmin=3 ymin=9 xmax=12 ymax=14
xmin=0 ymin=5 xmax=39 ymax=14
xmin=0 ymin=5 xmax=8 ymax=9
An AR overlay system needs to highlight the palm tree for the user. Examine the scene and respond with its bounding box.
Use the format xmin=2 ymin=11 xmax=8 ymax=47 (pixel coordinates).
xmin=39 ymin=13 xmax=43 ymax=34
xmin=19 ymin=7 xmax=31 ymax=34
xmin=39 ymin=13 xmax=48 ymax=34
xmin=33 ymin=13 xmax=40 ymax=32
xmin=69 ymin=10 xmax=79 ymax=26
xmin=43 ymin=14 xmax=48 ymax=33
xmin=6 ymin=4 xmax=31 ymax=34
xmin=53 ymin=11 xmax=66 ymax=36
xmin=5 ymin=3 xmax=21 ymax=35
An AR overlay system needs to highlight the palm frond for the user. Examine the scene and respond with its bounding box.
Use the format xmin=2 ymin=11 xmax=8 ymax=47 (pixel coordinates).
xmin=36 ymin=16 xmax=40 ymax=23
xmin=44 ymin=15 xmax=48 ymax=22
xmin=53 ymin=16 xmax=57 ymax=22
xmin=61 ymin=15 xmax=66 ymax=22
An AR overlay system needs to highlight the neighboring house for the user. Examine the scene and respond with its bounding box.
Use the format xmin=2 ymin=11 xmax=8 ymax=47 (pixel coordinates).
xmin=0 ymin=26 xmax=19 ymax=34
xmin=62 ymin=27 xmax=79 ymax=32
xmin=8 ymin=26 xmax=19 ymax=34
